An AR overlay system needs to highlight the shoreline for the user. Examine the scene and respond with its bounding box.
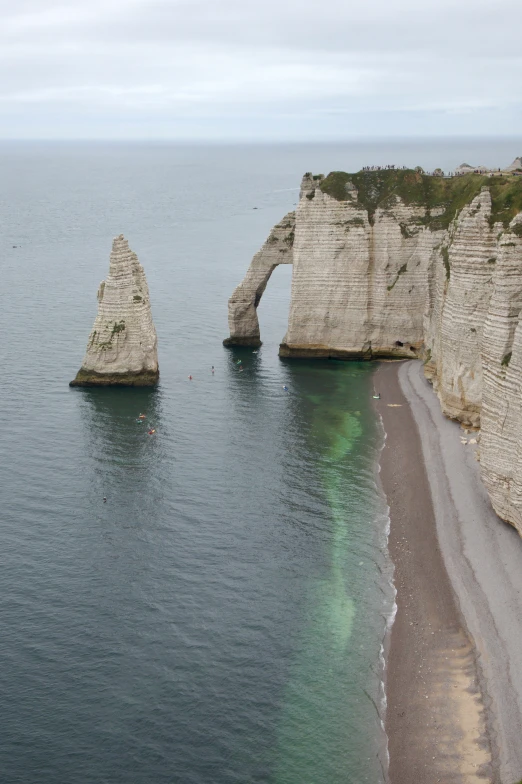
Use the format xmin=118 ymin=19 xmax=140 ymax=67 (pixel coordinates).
xmin=375 ymin=361 xmax=491 ymax=783
xmin=376 ymin=359 xmax=522 ymax=784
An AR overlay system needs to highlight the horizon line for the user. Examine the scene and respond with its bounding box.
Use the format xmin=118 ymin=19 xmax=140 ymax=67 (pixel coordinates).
xmin=0 ymin=134 xmax=521 ymax=145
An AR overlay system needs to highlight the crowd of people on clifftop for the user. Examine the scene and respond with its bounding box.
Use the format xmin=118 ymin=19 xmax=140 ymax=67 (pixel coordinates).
xmin=360 ymin=165 xmax=513 ymax=178
xmin=453 ymin=168 xmax=503 ymax=176
xmin=361 ymin=165 xmax=407 ymax=171
xmin=360 ymin=164 xmax=459 ymax=177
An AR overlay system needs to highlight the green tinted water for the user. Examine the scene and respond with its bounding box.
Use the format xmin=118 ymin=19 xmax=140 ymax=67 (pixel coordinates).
xmin=271 ymin=362 xmax=392 ymax=784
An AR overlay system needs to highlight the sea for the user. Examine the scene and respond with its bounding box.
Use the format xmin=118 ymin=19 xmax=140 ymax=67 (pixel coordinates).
xmin=0 ymin=138 xmax=519 ymax=784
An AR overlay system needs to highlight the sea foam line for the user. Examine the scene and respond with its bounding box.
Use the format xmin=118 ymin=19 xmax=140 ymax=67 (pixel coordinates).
xmin=373 ymin=410 xmax=397 ymax=783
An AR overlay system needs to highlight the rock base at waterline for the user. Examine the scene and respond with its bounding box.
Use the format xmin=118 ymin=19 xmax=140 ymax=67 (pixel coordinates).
xmin=223 ymin=336 xmax=262 ymax=348
xmin=69 ymin=368 xmax=159 ymax=387
xmin=278 ymin=342 xmax=419 ymax=360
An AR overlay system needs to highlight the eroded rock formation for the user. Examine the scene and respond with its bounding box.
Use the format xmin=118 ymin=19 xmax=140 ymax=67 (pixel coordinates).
xmin=506 ymin=157 xmax=522 ymax=171
xmin=225 ymin=168 xmax=522 ymax=533
xmin=70 ymin=235 xmax=159 ymax=386
xmin=224 ymin=212 xmax=295 ymax=346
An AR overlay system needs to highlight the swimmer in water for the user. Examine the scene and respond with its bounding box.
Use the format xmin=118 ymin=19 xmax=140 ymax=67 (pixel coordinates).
xmin=211 ymin=366 xmax=215 ymax=373
xmin=103 ymin=497 xmax=107 ymax=503
xmin=188 ymin=375 xmax=193 ymax=380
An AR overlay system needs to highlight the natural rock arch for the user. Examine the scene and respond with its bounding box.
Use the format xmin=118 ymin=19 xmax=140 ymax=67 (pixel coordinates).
xmin=223 ymin=212 xmax=295 ymax=347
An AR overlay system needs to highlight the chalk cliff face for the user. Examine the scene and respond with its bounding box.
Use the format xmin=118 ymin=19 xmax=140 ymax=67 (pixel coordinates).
xmin=480 ymin=217 xmax=522 ymax=528
xmin=225 ymin=169 xmax=522 ymax=534
xmin=424 ymin=189 xmax=498 ymax=426
xmin=71 ymin=235 xmax=159 ymax=386
xmin=281 ymin=174 xmax=439 ymax=359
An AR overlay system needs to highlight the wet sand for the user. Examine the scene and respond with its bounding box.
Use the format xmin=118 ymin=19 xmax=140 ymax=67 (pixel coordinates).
xmin=373 ymin=361 xmax=522 ymax=783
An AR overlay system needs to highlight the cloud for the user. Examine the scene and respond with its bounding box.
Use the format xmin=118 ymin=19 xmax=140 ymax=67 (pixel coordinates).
xmin=0 ymin=0 xmax=521 ymax=138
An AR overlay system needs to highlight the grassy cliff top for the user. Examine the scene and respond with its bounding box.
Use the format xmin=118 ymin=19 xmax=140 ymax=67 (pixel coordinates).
xmin=318 ymin=169 xmax=522 ymax=229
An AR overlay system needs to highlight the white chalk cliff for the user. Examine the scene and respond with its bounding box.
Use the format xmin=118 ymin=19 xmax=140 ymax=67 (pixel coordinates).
xmin=505 ymin=156 xmax=522 ymax=171
xmin=226 ymin=169 xmax=522 ymax=535
xmin=480 ymin=217 xmax=522 ymax=530
xmin=71 ymin=235 xmax=159 ymax=386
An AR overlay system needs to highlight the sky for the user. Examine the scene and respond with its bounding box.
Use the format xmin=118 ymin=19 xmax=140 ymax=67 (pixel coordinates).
xmin=1 ymin=0 xmax=521 ymax=140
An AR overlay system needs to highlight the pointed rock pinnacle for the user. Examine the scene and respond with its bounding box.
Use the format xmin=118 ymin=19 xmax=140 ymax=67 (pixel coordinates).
xmin=70 ymin=235 xmax=159 ymax=387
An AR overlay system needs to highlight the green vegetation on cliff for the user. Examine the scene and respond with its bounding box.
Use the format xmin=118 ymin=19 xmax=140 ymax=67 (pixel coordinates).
xmin=441 ymin=246 xmax=451 ymax=280
xmin=319 ymin=170 xmax=522 ymax=229
xmin=387 ymin=263 xmax=408 ymax=291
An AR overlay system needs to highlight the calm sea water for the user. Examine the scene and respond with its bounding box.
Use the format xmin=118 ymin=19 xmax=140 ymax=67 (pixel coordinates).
xmin=0 ymin=139 xmax=518 ymax=784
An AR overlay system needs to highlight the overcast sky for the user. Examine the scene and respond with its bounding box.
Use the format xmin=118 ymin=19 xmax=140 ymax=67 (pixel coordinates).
xmin=1 ymin=0 xmax=521 ymax=140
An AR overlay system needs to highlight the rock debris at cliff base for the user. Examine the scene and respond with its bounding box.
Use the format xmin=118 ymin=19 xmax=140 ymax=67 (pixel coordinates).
xmin=70 ymin=235 xmax=159 ymax=387
xmin=225 ymin=167 xmax=522 ymax=536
